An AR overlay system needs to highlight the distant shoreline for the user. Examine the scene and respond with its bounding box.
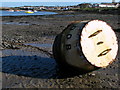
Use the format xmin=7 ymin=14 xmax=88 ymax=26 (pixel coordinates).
xmin=1 ymin=8 xmax=119 ymax=17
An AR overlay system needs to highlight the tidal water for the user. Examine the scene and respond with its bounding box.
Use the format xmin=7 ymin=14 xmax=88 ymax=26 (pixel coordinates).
xmin=24 ymin=43 xmax=52 ymax=48
xmin=0 ymin=10 xmax=57 ymax=16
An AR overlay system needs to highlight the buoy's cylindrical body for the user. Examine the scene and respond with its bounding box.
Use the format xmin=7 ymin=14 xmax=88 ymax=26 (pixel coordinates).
xmin=53 ymin=20 xmax=118 ymax=72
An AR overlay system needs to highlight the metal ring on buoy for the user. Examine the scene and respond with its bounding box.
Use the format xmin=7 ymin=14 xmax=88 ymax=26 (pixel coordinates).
xmin=53 ymin=20 xmax=118 ymax=72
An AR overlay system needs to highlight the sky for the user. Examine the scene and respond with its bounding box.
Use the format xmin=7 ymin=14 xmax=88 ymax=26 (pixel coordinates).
xmin=0 ymin=0 xmax=120 ymax=2
xmin=0 ymin=0 xmax=120 ymax=7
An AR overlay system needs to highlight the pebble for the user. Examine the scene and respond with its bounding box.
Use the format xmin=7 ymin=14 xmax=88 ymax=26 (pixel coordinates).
xmin=91 ymin=73 xmax=95 ymax=76
xmin=88 ymin=73 xmax=95 ymax=76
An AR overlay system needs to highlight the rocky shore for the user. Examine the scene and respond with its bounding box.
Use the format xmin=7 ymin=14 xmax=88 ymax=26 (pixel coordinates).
xmin=1 ymin=11 xmax=120 ymax=88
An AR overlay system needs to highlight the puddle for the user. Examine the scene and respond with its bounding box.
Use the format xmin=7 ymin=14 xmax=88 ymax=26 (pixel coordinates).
xmin=2 ymin=49 xmax=48 ymax=57
xmin=24 ymin=43 xmax=53 ymax=48
xmin=56 ymin=14 xmax=81 ymax=17
xmin=1 ymin=22 xmax=30 ymax=25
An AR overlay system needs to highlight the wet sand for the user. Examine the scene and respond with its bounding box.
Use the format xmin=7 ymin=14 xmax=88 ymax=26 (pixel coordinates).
xmin=1 ymin=11 xmax=120 ymax=88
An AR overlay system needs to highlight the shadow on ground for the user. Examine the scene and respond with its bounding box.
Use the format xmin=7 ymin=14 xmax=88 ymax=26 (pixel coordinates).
xmin=2 ymin=55 xmax=87 ymax=79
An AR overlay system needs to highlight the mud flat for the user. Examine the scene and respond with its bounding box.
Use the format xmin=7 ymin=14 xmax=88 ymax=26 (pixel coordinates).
xmin=1 ymin=12 xmax=120 ymax=88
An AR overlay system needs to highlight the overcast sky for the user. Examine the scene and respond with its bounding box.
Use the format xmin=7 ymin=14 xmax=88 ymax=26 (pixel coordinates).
xmin=1 ymin=0 xmax=120 ymax=2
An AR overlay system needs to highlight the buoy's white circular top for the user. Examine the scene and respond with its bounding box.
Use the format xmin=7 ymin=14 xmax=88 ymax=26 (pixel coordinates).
xmin=81 ymin=20 xmax=118 ymax=67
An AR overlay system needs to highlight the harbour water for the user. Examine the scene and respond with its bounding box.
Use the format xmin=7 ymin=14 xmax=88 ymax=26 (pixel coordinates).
xmin=0 ymin=10 xmax=57 ymax=16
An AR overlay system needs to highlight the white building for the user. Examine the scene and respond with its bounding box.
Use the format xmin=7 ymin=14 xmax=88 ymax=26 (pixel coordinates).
xmin=99 ymin=3 xmax=116 ymax=8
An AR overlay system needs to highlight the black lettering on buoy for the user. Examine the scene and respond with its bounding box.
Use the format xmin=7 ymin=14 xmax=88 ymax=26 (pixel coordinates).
xmin=66 ymin=44 xmax=71 ymax=50
xmin=70 ymin=26 xmax=76 ymax=30
xmin=67 ymin=34 xmax=72 ymax=39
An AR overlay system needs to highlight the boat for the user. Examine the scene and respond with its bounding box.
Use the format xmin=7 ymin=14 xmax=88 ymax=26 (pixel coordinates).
xmin=25 ymin=10 xmax=34 ymax=14
xmin=8 ymin=10 xmax=15 ymax=12
xmin=34 ymin=10 xmax=37 ymax=12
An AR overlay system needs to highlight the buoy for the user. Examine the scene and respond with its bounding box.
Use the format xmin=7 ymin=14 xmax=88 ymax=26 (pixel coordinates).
xmin=53 ymin=20 xmax=118 ymax=72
